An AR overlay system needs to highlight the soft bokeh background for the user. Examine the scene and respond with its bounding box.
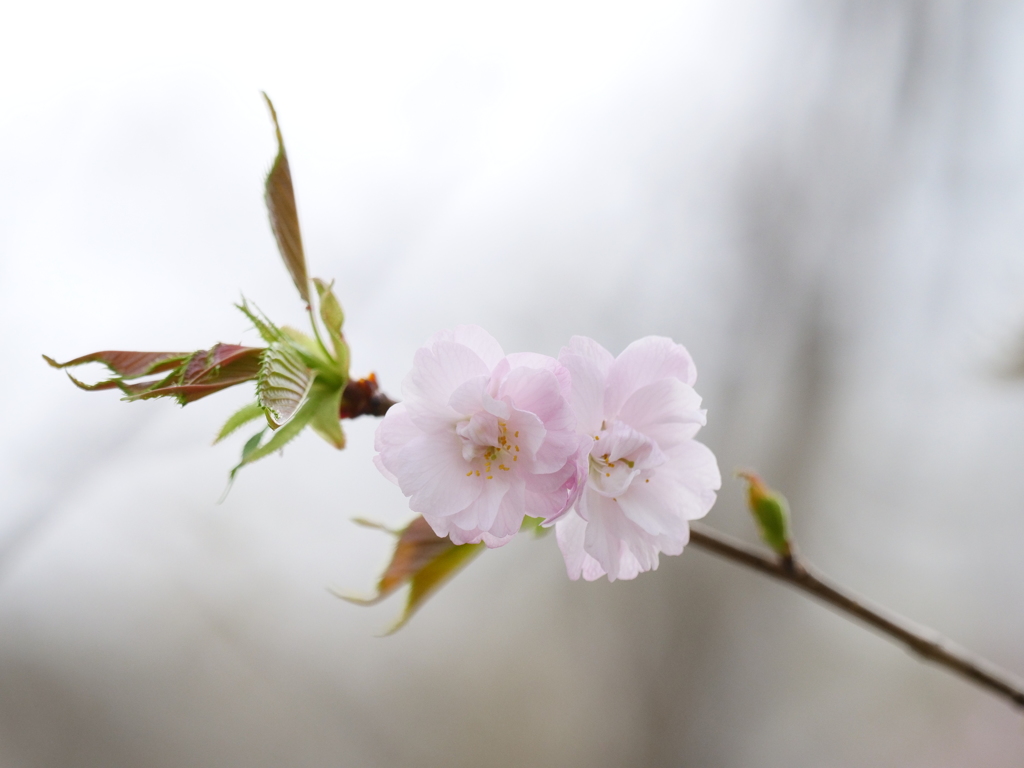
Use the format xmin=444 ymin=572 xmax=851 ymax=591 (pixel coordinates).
xmin=2 ymin=1 xmax=1024 ymax=765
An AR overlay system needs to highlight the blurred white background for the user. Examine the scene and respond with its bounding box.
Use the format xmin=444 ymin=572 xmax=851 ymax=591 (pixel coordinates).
xmin=2 ymin=1 xmax=1024 ymax=765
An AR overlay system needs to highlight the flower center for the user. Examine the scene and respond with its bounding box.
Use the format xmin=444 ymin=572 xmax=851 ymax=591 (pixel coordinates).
xmin=587 ymin=419 xmax=664 ymax=498
xmin=456 ymin=416 xmax=521 ymax=480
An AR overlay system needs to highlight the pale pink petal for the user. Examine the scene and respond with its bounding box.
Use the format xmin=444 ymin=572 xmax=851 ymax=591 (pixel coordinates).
xmin=656 ymin=440 xmax=721 ymax=521
xmin=576 ymin=489 xmax=669 ymax=580
xmin=428 ymin=325 xmax=505 ymax=369
xmin=555 ymin=511 xmax=607 ymax=581
xmin=373 ymin=403 xmax=418 ymax=484
xmin=505 ymin=352 xmax=572 ymax=399
xmin=558 ymin=351 xmax=608 ymax=437
xmin=396 ymin=433 xmax=482 ymax=518
xmin=447 ymin=472 xmax=510 ymax=534
xmin=616 ymin=474 xmax=691 ymax=539
xmin=489 ymin=481 xmax=527 ymax=540
xmin=562 ymin=336 xmax=614 ymax=374
xmin=404 ymin=341 xmax=491 ymax=407
xmin=559 ymin=335 xmax=613 ymax=439
xmin=447 ymin=375 xmax=490 ymax=417
xmin=617 ymin=378 xmax=706 ymax=451
xmin=505 ymin=408 xmax=547 ymax=465
xmin=604 ymin=336 xmax=697 ymax=417
xmin=498 ymin=366 xmax=570 ymax=427
xmin=499 ymin=367 xmax=577 ymax=474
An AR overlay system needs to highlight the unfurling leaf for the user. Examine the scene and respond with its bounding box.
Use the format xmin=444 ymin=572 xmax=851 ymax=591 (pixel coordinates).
xmin=312 ymin=277 xmax=349 ymax=376
xmin=233 ymin=386 xmax=323 ymax=470
xmin=214 ymin=402 xmax=266 ymax=444
xmin=737 ymin=471 xmax=792 ymax=558
xmin=340 ymin=516 xmax=485 ymax=634
xmin=258 ymin=341 xmax=314 ymax=428
xmin=262 ymin=93 xmax=309 ymax=306
xmin=46 ymin=344 xmax=264 ymax=404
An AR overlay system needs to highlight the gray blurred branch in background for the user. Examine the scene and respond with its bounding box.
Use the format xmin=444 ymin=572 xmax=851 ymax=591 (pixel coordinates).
xmin=688 ymin=523 xmax=1024 ymax=709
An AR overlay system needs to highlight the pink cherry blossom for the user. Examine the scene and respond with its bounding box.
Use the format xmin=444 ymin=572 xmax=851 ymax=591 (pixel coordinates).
xmin=555 ymin=336 xmax=721 ymax=581
xmin=374 ymin=326 xmax=582 ymax=547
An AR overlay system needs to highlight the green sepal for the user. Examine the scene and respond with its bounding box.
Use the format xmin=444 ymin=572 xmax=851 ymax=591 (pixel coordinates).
xmin=309 ymin=380 xmax=346 ymax=449
xmin=214 ymin=402 xmax=266 ymax=444
xmin=520 ymin=515 xmax=552 ymax=538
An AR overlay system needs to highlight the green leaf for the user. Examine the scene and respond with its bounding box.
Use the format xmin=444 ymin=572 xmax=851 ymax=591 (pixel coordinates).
xmin=312 ymin=277 xmax=349 ymax=374
xmin=241 ymin=428 xmax=267 ymax=462
xmin=214 ymin=402 xmax=265 ymax=444
xmin=262 ymin=93 xmax=310 ymax=306
xmin=312 ymin=278 xmax=344 ymax=335
xmin=738 ymin=471 xmax=792 ymax=558
xmin=308 ymin=381 xmax=346 ymax=449
xmin=222 ymin=427 xmax=269 ymax=493
xmin=339 ymin=516 xmax=485 ymax=634
xmin=258 ymin=342 xmax=314 ymax=428
xmin=236 ymin=299 xmax=286 ymax=345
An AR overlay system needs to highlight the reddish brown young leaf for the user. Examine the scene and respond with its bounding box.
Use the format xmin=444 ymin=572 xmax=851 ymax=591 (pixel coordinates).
xmin=262 ymin=93 xmax=310 ymax=306
xmin=342 ymin=516 xmax=485 ymax=634
xmin=126 ymin=344 xmax=264 ymax=404
xmin=43 ymin=351 xmax=190 ymax=388
xmin=46 ymin=344 xmax=264 ymax=404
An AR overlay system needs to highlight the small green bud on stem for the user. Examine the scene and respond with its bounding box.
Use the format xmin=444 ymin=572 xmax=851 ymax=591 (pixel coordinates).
xmin=737 ymin=471 xmax=793 ymax=562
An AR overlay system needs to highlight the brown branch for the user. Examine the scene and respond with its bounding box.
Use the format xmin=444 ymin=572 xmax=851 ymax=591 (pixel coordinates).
xmin=688 ymin=522 xmax=1024 ymax=709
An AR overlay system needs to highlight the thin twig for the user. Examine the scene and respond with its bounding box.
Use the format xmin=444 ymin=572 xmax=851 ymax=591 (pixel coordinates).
xmin=688 ymin=522 xmax=1024 ymax=709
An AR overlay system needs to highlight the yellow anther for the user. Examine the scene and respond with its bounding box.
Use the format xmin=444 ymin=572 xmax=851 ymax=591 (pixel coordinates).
xmin=605 ymin=472 xmax=611 ymax=477
xmin=515 ymin=445 xmax=520 ymax=452
xmin=514 ymin=431 xmax=519 ymax=437
xmin=513 ymin=456 xmax=518 ymax=461
xmin=499 ymin=465 xmax=509 ymax=471
xmin=475 ymin=470 xmax=480 ymax=476
xmin=645 ymin=478 xmax=650 ymax=483
xmin=594 ymin=435 xmax=600 ymax=440
xmin=486 ymin=475 xmax=493 ymax=480
xmin=466 ymin=471 xmax=473 ymax=476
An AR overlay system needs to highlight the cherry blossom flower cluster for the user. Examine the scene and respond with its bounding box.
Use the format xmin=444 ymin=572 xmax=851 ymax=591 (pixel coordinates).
xmin=374 ymin=326 xmax=721 ymax=581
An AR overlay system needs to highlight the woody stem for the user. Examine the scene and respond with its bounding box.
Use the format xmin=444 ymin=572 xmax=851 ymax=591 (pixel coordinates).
xmin=687 ymin=522 xmax=1024 ymax=709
